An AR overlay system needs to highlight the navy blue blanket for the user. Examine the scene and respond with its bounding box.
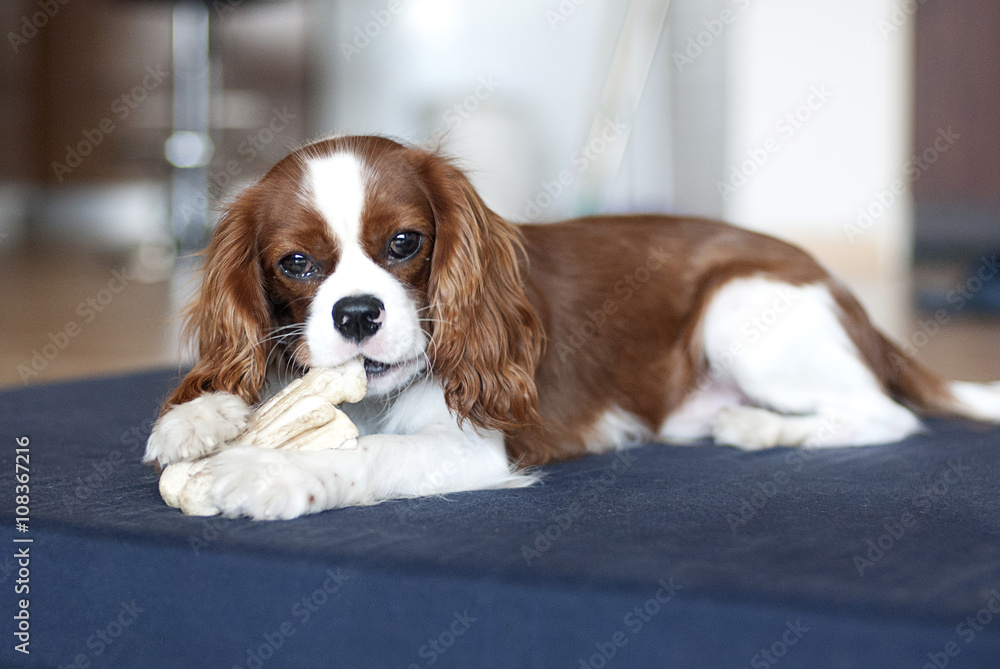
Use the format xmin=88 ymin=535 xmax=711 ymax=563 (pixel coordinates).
xmin=1 ymin=371 xmax=999 ymax=668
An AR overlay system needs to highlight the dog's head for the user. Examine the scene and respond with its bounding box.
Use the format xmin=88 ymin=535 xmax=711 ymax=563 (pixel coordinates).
xmin=169 ymin=136 xmax=542 ymax=432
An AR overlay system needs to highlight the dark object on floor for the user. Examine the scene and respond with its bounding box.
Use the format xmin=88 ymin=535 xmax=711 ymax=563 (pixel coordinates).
xmin=2 ymin=371 xmax=999 ymax=668
xmin=918 ymin=251 xmax=1000 ymax=315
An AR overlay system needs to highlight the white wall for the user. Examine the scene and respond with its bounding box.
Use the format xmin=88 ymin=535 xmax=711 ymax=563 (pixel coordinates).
xmin=666 ymin=0 xmax=914 ymax=335
xmin=308 ymin=0 xmax=675 ymax=221
xmin=666 ymin=0 xmax=729 ymax=220
xmin=308 ymin=0 xmax=914 ymax=331
xmin=723 ymin=0 xmax=913 ymax=278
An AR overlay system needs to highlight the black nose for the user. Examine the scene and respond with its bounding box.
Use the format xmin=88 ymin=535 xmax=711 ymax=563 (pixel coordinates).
xmin=332 ymin=295 xmax=385 ymax=343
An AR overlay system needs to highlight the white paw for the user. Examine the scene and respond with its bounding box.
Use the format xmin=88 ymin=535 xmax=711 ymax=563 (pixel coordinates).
xmin=712 ymin=406 xmax=786 ymax=450
xmin=210 ymin=447 xmax=331 ymax=520
xmin=144 ymin=393 xmax=252 ymax=466
xmin=950 ymin=381 xmax=1000 ymax=422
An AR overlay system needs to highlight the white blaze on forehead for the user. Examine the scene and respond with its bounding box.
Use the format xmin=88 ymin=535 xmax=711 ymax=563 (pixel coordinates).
xmin=304 ymin=152 xmax=367 ymax=245
xmin=301 ymin=149 xmax=427 ymax=387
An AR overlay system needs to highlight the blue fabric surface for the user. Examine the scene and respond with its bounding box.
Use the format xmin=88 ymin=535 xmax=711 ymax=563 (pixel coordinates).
xmin=1 ymin=370 xmax=1000 ymax=668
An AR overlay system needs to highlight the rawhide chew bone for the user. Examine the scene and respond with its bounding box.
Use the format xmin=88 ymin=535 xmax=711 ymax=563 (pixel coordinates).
xmin=158 ymin=458 xmax=218 ymax=516
xmin=240 ymin=359 xmax=367 ymax=451
xmin=158 ymin=358 xmax=367 ymax=516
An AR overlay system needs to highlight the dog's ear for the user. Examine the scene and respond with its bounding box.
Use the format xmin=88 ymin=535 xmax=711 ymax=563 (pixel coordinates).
xmin=163 ymin=190 xmax=271 ymax=413
xmin=412 ymin=150 xmax=543 ymax=432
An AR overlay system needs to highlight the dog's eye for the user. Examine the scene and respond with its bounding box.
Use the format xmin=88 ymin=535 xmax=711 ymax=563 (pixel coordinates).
xmin=386 ymin=231 xmax=422 ymax=261
xmin=278 ymin=253 xmax=319 ymax=279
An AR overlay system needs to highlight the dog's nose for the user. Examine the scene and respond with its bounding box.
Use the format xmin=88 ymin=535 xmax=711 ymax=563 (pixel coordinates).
xmin=332 ymin=295 xmax=385 ymax=343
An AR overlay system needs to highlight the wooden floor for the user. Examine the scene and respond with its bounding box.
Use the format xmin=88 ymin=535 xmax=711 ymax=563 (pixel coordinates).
xmin=2 ymin=245 xmax=999 ymax=391
xmin=1 ymin=245 xmax=182 ymax=389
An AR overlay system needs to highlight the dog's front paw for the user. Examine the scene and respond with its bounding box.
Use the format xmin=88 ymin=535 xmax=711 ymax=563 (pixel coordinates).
xmin=210 ymin=447 xmax=329 ymax=520
xmin=144 ymin=393 xmax=252 ymax=466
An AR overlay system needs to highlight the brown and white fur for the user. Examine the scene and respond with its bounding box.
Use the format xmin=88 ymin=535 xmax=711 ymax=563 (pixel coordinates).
xmin=145 ymin=135 xmax=1000 ymax=519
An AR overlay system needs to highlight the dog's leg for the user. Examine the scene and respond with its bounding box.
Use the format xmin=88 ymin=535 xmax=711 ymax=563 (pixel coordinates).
xmin=700 ymin=277 xmax=922 ymax=449
xmin=144 ymin=392 xmax=253 ymax=466
xmin=710 ymin=404 xmax=919 ymax=450
xmin=659 ymin=382 xmax=746 ymax=443
xmin=208 ymin=429 xmax=535 ymax=519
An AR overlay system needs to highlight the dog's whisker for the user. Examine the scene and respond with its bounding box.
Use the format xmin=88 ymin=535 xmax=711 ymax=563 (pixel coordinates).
xmin=416 ymin=318 xmax=457 ymax=327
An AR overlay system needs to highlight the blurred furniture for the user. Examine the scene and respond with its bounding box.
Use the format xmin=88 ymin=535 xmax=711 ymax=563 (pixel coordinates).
xmin=914 ymin=0 xmax=1000 ymax=259
xmin=164 ymin=1 xmax=214 ymax=251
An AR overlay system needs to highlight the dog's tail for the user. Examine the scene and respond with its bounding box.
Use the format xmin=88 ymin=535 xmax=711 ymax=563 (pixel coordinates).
xmin=831 ymin=282 xmax=1000 ymax=423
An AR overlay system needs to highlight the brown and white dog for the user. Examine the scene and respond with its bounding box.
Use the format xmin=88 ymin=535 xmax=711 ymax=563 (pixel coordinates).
xmin=145 ymin=135 xmax=1000 ymax=519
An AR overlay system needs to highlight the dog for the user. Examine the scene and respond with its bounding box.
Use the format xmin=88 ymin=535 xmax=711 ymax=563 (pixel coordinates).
xmin=144 ymin=135 xmax=1000 ymax=519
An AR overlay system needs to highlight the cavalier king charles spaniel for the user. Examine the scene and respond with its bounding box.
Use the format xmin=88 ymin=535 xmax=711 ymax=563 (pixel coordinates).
xmin=145 ymin=135 xmax=1000 ymax=519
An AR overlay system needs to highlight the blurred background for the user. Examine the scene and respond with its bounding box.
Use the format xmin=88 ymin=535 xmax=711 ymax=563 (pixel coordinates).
xmin=1 ymin=0 xmax=998 ymax=389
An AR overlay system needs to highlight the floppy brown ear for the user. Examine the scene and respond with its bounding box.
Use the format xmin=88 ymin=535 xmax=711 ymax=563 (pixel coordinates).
xmin=163 ymin=190 xmax=271 ymax=412
xmin=413 ymin=151 xmax=543 ymax=432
